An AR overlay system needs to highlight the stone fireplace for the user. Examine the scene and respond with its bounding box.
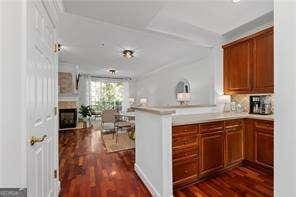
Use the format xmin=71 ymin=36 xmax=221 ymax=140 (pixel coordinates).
xmin=58 ymin=101 xmax=78 ymax=129
xmin=59 ymin=108 xmax=77 ymax=129
xmin=58 ymin=71 xmax=80 ymax=129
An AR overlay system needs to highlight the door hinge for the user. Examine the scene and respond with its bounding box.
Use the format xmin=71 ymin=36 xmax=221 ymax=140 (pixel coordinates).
xmin=54 ymin=107 xmax=58 ymax=116
xmin=53 ymin=41 xmax=62 ymax=53
xmin=54 ymin=170 xmax=58 ymax=179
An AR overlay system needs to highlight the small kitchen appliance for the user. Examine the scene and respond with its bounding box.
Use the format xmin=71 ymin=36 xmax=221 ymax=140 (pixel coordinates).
xmin=249 ymin=95 xmax=272 ymax=115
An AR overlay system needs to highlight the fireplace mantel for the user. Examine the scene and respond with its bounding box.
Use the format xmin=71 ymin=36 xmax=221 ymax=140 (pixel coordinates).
xmin=59 ymin=101 xmax=78 ymax=109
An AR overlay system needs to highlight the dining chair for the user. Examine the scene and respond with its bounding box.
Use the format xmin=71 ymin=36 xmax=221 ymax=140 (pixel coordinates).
xmin=101 ymin=109 xmax=117 ymax=134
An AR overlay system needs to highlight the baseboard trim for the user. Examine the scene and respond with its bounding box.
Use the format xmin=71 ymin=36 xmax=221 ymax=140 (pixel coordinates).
xmin=243 ymin=160 xmax=273 ymax=174
xmin=134 ymin=163 xmax=161 ymax=197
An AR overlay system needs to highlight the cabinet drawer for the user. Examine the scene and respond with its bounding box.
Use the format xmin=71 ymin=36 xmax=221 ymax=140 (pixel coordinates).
xmin=173 ymin=158 xmax=198 ymax=183
xmin=254 ymin=120 xmax=274 ymax=132
xmin=173 ymin=134 xmax=197 ymax=147
xmin=200 ymin=121 xmax=224 ymax=133
xmin=225 ymin=125 xmax=243 ymax=133
xmin=173 ymin=144 xmax=198 ymax=161
xmin=225 ymin=119 xmax=243 ymax=128
xmin=173 ymin=124 xmax=198 ymax=136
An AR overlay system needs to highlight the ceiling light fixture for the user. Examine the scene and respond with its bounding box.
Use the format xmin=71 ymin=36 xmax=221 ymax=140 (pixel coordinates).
xmin=122 ymin=49 xmax=134 ymax=59
xmin=232 ymin=0 xmax=241 ymax=3
xmin=109 ymin=69 xmax=116 ymax=75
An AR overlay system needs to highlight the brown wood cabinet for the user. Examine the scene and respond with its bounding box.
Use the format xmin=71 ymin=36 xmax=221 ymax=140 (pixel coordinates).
xmin=253 ymin=29 xmax=274 ymax=93
xmin=244 ymin=119 xmax=255 ymax=162
xmin=223 ymin=27 xmax=274 ymax=94
xmin=223 ymin=39 xmax=253 ymax=94
xmin=254 ymin=120 xmax=274 ymax=168
xmin=172 ymin=124 xmax=198 ymax=187
xmin=225 ymin=120 xmax=244 ymax=166
xmin=172 ymin=118 xmax=273 ymax=190
xmin=199 ymin=131 xmax=224 ymax=177
xmin=199 ymin=121 xmax=225 ymax=177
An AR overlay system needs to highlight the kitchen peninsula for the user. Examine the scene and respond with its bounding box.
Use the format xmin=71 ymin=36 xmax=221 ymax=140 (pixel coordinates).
xmin=134 ymin=106 xmax=274 ymax=197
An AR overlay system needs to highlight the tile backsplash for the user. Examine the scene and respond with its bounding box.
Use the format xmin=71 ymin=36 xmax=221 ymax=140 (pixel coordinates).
xmin=231 ymin=94 xmax=274 ymax=113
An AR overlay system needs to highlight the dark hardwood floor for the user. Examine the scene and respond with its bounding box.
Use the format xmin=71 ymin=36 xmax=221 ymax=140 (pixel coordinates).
xmin=174 ymin=166 xmax=273 ymax=197
xmin=59 ymin=128 xmax=273 ymax=197
xmin=59 ymin=128 xmax=151 ymax=197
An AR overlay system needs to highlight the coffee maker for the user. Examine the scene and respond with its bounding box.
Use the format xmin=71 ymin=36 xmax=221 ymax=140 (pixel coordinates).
xmin=249 ymin=95 xmax=272 ymax=115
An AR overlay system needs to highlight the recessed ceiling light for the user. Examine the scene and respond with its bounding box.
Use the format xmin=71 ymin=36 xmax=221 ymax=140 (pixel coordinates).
xmin=232 ymin=0 xmax=241 ymax=3
xmin=122 ymin=50 xmax=134 ymax=59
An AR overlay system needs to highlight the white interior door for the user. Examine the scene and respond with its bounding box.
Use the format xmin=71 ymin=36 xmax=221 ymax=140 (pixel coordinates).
xmin=27 ymin=1 xmax=58 ymax=197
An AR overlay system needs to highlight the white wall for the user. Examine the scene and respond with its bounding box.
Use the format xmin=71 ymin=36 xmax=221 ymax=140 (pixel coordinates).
xmin=0 ymin=1 xmax=26 ymax=188
xmin=133 ymin=52 xmax=215 ymax=107
xmin=274 ymin=2 xmax=296 ymax=196
xmin=135 ymin=111 xmax=172 ymax=197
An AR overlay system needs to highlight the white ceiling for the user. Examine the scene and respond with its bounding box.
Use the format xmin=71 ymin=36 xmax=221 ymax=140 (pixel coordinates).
xmin=151 ymin=1 xmax=273 ymax=35
xmin=58 ymin=12 xmax=211 ymax=77
xmin=59 ymin=0 xmax=273 ymax=77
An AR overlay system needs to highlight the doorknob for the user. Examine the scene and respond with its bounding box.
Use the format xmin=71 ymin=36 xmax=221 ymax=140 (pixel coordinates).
xmin=30 ymin=135 xmax=47 ymax=146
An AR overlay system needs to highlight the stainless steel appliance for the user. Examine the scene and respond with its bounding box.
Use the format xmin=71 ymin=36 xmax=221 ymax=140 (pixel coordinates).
xmin=249 ymin=95 xmax=272 ymax=115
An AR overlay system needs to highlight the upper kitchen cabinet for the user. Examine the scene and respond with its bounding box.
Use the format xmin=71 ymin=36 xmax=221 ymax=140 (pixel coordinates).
xmin=223 ymin=27 xmax=274 ymax=94
xmin=253 ymin=28 xmax=274 ymax=93
xmin=223 ymin=39 xmax=253 ymax=94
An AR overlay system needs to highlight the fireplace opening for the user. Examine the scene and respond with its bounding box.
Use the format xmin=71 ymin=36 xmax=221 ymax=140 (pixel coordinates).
xmin=59 ymin=108 xmax=77 ymax=129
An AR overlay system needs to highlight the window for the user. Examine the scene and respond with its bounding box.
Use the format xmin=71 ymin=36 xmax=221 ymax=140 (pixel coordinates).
xmin=90 ymin=80 xmax=124 ymax=113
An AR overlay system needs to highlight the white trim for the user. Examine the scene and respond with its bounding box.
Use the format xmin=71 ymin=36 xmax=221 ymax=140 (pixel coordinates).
xmin=58 ymin=96 xmax=79 ymax=102
xmin=55 ymin=179 xmax=61 ymax=196
xmin=134 ymin=163 xmax=161 ymax=197
xmin=160 ymin=115 xmax=173 ymax=197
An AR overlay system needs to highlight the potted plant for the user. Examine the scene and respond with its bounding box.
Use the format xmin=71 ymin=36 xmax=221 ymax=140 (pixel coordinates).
xmin=79 ymin=105 xmax=92 ymax=128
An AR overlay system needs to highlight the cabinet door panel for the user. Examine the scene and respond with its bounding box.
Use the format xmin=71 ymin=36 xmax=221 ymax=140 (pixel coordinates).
xmin=223 ymin=39 xmax=253 ymax=94
xmin=253 ymin=28 xmax=274 ymax=93
xmin=225 ymin=128 xmax=244 ymax=166
xmin=244 ymin=119 xmax=255 ymax=162
xmin=199 ymin=132 xmax=224 ymax=176
xmin=256 ymin=131 xmax=274 ymax=167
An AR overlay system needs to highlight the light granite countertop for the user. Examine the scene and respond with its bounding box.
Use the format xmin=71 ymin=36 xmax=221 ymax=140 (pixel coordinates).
xmin=132 ymin=105 xmax=216 ymax=115
xmin=172 ymin=112 xmax=274 ymax=126
xmin=132 ymin=106 xmax=176 ymax=115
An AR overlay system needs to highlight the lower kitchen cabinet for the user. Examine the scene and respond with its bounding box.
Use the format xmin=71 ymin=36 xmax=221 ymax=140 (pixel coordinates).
xmin=199 ymin=131 xmax=224 ymax=177
xmin=254 ymin=120 xmax=274 ymax=168
xmin=173 ymin=156 xmax=198 ymax=187
xmin=255 ymin=132 xmax=273 ymax=167
xmin=172 ymin=118 xmax=273 ymax=190
xmin=172 ymin=124 xmax=198 ymax=188
xmin=225 ymin=120 xmax=244 ymax=166
xmin=244 ymin=119 xmax=255 ymax=162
